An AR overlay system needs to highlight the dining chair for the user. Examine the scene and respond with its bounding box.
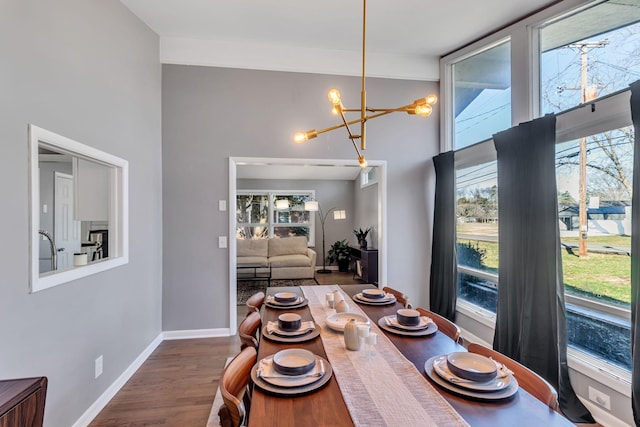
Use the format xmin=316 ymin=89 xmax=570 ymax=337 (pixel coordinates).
xmin=382 ymin=286 xmax=411 ymax=308
xmin=218 ymin=346 xmax=258 ymax=427
xmin=415 ymin=308 xmax=462 ymax=344
xmin=238 ymin=311 xmax=261 ymax=350
xmin=245 ymin=291 xmax=265 ymax=315
xmin=467 ymin=343 xmax=559 ymax=411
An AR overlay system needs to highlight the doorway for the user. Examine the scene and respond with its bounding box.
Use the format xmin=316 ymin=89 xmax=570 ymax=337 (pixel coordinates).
xmin=228 ymin=157 xmax=387 ymax=334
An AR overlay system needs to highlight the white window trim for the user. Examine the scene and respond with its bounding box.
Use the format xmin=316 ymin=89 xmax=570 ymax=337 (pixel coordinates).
xmin=29 ymin=125 xmax=129 ymax=293
xmin=441 ymin=0 xmax=598 ymax=152
xmin=237 ymin=189 xmax=316 ymax=246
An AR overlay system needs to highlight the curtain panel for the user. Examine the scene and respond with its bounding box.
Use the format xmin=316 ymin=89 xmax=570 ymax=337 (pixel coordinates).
xmin=492 ymin=115 xmax=594 ymax=423
xmin=630 ymin=80 xmax=640 ymax=425
xmin=429 ymin=151 xmax=458 ymax=320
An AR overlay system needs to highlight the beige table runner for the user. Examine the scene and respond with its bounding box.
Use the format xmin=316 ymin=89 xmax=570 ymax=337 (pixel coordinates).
xmin=301 ymin=285 xmax=469 ymax=427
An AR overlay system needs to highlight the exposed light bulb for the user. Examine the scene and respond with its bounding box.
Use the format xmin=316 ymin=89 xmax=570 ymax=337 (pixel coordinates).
xmin=358 ymin=155 xmax=368 ymax=168
xmin=294 ymin=130 xmax=318 ymax=143
xmin=415 ymin=104 xmax=432 ymax=117
xmin=425 ymin=94 xmax=438 ymax=105
xmin=328 ymin=89 xmax=342 ymax=105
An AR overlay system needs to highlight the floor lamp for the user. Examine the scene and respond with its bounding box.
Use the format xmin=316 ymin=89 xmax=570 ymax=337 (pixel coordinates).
xmin=305 ymin=201 xmax=346 ymax=274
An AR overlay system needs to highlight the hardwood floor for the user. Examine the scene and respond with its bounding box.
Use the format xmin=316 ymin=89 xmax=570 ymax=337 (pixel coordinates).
xmin=90 ymin=272 xmax=363 ymax=426
xmin=89 ymin=337 xmax=240 ymax=427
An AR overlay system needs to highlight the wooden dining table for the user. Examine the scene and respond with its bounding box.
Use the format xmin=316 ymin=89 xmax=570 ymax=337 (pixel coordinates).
xmin=247 ymin=285 xmax=574 ymax=427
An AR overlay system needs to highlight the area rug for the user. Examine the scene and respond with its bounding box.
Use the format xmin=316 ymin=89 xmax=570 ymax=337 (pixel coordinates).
xmin=236 ymin=278 xmax=318 ymax=305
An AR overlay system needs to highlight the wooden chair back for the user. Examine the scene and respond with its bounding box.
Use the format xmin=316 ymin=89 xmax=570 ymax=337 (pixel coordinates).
xmin=415 ymin=308 xmax=462 ymax=344
xmin=467 ymin=343 xmax=559 ymax=411
xmin=246 ymin=291 xmax=265 ymax=314
xmin=382 ymin=286 xmax=411 ymax=308
xmin=219 ymin=346 xmax=257 ymax=427
xmin=238 ymin=311 xmax=261 ymax=350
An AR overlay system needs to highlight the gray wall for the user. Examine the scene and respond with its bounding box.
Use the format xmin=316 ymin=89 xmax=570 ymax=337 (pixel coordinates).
xmin=0 ymin=1 xmax=162 ymax=426
xmin=162 ymin=64 xmax=439 ymax=330
xmin=353 ymin=180 xmax=379 ymax=250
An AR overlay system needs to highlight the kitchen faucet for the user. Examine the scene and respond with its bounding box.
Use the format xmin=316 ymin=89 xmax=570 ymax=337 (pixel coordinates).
xmin=38 ymin=229 xmax=57 ymax=271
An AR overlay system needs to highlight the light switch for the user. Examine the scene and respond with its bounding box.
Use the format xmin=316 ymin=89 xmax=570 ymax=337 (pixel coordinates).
xmin=219 ymin=200 xmax=227 ymax=211
xmin=218 ymin=236 xmax=228 ymax=248
xmin=42 ymin=204 xmax=48 ymax=214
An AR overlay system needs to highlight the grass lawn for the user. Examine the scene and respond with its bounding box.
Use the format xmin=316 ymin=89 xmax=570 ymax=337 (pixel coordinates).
xmin=457 ymin=236 xmax=631 ymax=305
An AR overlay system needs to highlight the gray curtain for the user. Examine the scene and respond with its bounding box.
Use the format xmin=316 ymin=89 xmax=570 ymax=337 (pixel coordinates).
xmin=492 ymin=115 xmax=594 ymax=423
xmin=429 ymin=151 xmax=457 ymax=320
xmin=630 ymin=80 xmax=640 ymax=425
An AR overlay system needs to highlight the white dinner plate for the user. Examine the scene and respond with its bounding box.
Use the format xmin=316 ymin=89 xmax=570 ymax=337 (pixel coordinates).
xmin=382 ymin=315 xmax=433 ymax=331
xmin=352 ymin=293 xmax=397 ymax=306
xmin=432 ymin=356 xmax=511 ymax=392
xmin=326 ymin=312 xmax=370 ymax=332
xmin=377 ymin=317 xmax=437 ymax=336
xmin=424 ymin=356 xmax=519 ymax=401
xmin=251 ymin=356 xmax=333 ymax=396
xmin=265 ymin=297 xmax=308 ymax=310
xmin=261 ymin=325 xmax=320 ymax=343
xmin=265 ymin=320 xmax=315 ymax=337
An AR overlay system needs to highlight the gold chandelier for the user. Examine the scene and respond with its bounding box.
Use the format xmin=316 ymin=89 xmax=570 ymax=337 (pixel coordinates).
xmin=293 ymin=0 xmax=437 ymax=168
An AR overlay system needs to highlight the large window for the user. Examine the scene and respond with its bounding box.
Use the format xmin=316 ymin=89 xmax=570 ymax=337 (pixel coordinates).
xmin=456 ymin=161 xmax=498 ymax=313
xmin=453 ymin=41 xmax=511 ymax=149
xmin=540 ymin=1 xmax=640 ymax=115
xmin=555 ymin=127 xmax=633 ymax=370
xmin=539 ymin=1 xmax=640 ymax=371
xmin=236 ymin=191 xmax=315 ymax=244
xmin=442 ymin=0 xmax=640 ymax=381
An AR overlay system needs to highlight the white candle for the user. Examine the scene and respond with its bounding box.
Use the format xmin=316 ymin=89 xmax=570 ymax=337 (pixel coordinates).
xmin=366 ymin=332 xmax=378 ymax=346
xmin=357 ymin=323 xmax=370 ymax=338
xmin=326 ymin=292 xmax=335 ymax=309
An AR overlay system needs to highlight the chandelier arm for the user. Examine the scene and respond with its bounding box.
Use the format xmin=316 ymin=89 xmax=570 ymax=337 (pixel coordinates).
xmin=338 ymin=109 xmax=357 ymax=140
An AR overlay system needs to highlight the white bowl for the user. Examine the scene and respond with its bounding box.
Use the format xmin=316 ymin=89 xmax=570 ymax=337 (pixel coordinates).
xmin=274 ymin=292 xmax=298 ymax=303
xmin=272 ymin=349 xmax=316 ymax=376
xmin=362 ymin=289 xmax=386 ymax=299
xmin=278 ymin=313 xmax=302 ymax=331
xmin=446 ymin=352 xmax=497 ymax=382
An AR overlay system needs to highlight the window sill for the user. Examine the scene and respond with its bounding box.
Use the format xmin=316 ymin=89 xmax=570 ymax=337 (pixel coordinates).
xmin=456 ymin=299 xmax=496 ymax=328
xmin=567 ymin=348 xmax=631 ymax=397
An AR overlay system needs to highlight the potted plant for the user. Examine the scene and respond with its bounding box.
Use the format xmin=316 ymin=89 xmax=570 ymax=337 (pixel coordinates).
xmin=353 ymin=227 xmax=371 ymax=249
xmin=326 ymin=239 xmax=351 ymax=272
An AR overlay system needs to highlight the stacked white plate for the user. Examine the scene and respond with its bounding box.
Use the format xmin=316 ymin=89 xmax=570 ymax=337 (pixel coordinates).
xmin=424 ymin=353 xmax=519 ymax=400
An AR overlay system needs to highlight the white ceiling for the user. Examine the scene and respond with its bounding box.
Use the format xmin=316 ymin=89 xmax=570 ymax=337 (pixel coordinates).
xmin=120 ymin=0 xmax=558 ymax=80
xmin=121 ymin=1 xmax=557 ymax=181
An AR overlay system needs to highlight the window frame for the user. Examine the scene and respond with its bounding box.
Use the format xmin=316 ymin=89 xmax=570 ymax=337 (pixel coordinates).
xmin=29 ymin=125 xmax=129 ymax=293
xmin=236 ymin=190 xmax=316 ymax=245
xmin=441 ymin=0 xmax=635 ymax=386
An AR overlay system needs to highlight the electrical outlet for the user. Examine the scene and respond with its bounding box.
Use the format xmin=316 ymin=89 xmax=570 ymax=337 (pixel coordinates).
xmin=588 ymin=386 xmax=611 ymax=410
xmin=219 ymin=200 xmax=227 ymax=211
xmin=218 ymin=236 xmax=227 ymax=248
xmin=95 ymin=355 xmax=103 ymax=379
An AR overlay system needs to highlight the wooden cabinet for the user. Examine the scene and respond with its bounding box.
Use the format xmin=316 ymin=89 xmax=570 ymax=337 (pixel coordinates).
xmin=0 ymin=377 xmax=47 ymax=427
xmin=349 ymin=247 xmax=378 ymax=284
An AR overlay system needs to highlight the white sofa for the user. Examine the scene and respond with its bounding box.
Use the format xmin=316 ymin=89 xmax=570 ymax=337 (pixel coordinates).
xmin=237 ymin=236 xmax=317 ymax=280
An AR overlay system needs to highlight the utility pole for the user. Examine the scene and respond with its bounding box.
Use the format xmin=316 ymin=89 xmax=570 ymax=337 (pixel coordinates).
xmin=565 ymin=40 xmax=608 ymax=258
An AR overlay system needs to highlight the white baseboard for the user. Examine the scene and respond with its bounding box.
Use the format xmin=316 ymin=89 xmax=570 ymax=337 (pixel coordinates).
xmin=162 ymin=328 xmax=231 ymax=340
xmin=71 ymin=332 xmax=163 ymax=427
xmin=579 ymin=397 xmax=632 ymax=427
